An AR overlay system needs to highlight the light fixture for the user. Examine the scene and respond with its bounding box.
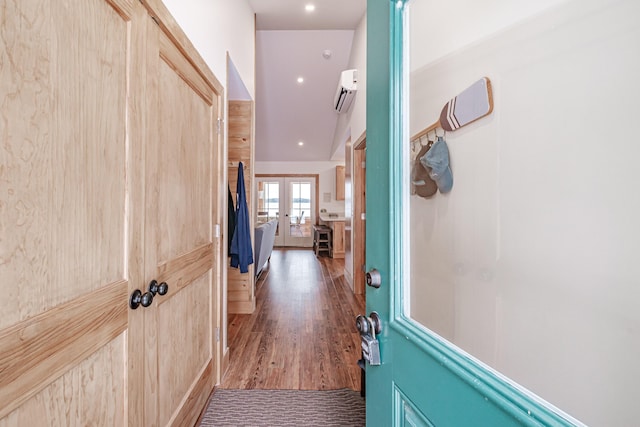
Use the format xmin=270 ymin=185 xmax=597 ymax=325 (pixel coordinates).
xmin=298 ymin=141 xmax=304 ymax=146
xmin=297 ymin=77 xmax=304 ymax=84
xmin=305 ymin=4 xmax=315 ymax=12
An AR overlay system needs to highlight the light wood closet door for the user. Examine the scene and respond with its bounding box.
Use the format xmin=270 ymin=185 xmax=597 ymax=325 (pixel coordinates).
xmin=143 ymin=14 xmax=222 ymax=426
xmin=0 ymin=0 xmax=145 ymax=425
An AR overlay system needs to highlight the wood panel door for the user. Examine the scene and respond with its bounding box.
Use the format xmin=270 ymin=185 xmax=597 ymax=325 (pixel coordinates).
xmin=0 ymin=0 xmax=146 ymax=424
xmin=142 ymin=6 xmax=223 ymax=426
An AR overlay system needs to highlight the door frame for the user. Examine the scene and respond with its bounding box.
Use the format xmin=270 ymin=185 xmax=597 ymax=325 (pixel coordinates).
xmin=256 ymin=174 xmax=320 ymax=247
xmin=352 ymin=132 xmax=366 ymax=295
xmin=365 ymin=0 xmax=575 ymax=425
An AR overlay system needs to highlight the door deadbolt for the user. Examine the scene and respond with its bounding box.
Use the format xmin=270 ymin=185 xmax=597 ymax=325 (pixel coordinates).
xmin=366 ymin=269 xmax=382 ymax=288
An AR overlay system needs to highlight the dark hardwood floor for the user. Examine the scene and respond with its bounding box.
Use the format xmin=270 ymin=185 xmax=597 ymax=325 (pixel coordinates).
xmin=221 ymin=248 xmax=365 ymax=391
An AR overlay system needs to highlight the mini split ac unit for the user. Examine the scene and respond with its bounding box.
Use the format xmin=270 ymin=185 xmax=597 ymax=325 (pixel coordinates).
xmin=333 ymin=69 xmax=358 ymax=113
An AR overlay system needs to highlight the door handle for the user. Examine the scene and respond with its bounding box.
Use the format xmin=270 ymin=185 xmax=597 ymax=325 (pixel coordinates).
xmin=129 ymin=289 xmax=153 ymax=309
xmin=356 ymin=312 xmax=382 ymax=336
xmin=356 ymin=312 xmax=382 ymax=366
xmin=129 ymin=280 xmax=169 ymax=310
xmin=148 ymin=280 xmax=169 ymax=296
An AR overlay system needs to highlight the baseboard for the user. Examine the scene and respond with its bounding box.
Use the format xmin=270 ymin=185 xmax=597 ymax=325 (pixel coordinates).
xmin=228 ymin=299 xmax=255 ymax=314
xmin=221 ymin=347 xmax=230 ymax=384
xmin=344 ymin=269 xmax=353 ymax=291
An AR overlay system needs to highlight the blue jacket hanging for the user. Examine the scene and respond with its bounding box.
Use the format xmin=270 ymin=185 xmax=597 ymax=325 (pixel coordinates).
xmin=230 ymin=162 xmax=253 ymax=273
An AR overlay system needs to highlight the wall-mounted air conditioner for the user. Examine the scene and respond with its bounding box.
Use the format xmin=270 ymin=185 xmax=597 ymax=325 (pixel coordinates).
xmin=333 ymin=69 xmax=358 ymax=114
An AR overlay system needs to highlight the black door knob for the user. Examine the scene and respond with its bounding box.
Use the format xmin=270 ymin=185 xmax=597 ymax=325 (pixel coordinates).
xmin=129 ymin=289 xmax=154 ymax=309
xmin=157 ymin=282 xmax=169 ymax=295
xmin=149 ymin=280 xmax=169 ymax=296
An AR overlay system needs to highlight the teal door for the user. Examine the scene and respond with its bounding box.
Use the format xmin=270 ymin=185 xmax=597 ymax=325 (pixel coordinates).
xmin=363 ymin=1 xmax=593 ymax=425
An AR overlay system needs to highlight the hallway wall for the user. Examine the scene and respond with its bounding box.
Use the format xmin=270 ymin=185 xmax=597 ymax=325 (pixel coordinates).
xmin=330 ymin=14 xmax=367 ymax=161
xmin=162 ymin=0 xmax=256 ymax=99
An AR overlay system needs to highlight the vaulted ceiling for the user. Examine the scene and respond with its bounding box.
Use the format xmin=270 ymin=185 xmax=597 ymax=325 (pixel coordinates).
xmin=245 ymin=0 xmax=367 ymax=162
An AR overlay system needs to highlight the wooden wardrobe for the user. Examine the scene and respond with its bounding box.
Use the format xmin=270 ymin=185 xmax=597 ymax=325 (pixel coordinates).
xmin=0 ymin=0 xmax=225 ymax=425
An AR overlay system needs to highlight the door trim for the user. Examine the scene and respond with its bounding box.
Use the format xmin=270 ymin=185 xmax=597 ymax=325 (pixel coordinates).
xmin=390 ymin=317 xmax=575 ymax=426
xmin=353 ymin=135 xmax=366 ymax=295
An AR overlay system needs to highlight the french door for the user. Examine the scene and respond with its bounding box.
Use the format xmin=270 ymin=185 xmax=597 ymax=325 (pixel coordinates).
xmin=256 ymin=176 xmax=316 ymax=247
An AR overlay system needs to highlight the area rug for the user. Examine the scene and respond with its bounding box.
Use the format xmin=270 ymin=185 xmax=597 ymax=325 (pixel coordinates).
xmin=198 ymin=388 xmax=365 ymax=426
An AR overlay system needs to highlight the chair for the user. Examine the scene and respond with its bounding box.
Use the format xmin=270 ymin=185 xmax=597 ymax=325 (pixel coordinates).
xmin=313 ymin=224 xmax=332 ymax=257
xmin=295 ymin=211 xmax=305 ymax=228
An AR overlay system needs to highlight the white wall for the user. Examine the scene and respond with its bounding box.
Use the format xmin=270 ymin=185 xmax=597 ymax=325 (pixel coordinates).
xmin=409 ymin=0 xmax=568 ymax=72
xmin=255 ymin=161 xmax=345 ymax=214
xmin=330 ymin=14 xmax=367 ymax=160
xmin=162 ymin=0 xmax=256 ymax=98
xmin=407 ymin=0 xmax=640 ymax=425
xmin=330 ymin=14 xmax=367 ymax=289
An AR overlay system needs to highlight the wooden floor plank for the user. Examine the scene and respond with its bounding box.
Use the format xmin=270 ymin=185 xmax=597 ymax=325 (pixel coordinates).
xmin=221 ymin=249 xmax=365 ymax=390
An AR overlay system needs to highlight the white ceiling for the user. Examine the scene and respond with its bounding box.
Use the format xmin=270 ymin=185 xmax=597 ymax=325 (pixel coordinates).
xmin=247 ymin=0 xmax=366 ymax=31
xmin=245 ymin=0 xmax=367 ymax=162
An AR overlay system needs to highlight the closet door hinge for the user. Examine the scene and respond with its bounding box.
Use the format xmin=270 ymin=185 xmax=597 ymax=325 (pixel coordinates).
xmin=217 ymin=118 xmax=223 ymax=135
xmin=215 ymin=327 xmax=220 ymax=342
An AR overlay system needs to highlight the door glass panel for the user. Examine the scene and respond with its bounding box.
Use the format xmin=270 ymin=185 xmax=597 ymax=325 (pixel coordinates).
xmin=288 ymin=181 xmax=311 ymax=238
xmin=257 ymin=180 xmax=280 ymax=237
xmin=403 ymin=0 xmax=640 ymax=424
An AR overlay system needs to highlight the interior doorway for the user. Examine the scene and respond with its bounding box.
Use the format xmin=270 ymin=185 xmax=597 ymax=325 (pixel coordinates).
xmin=256 ymin=175 xmax=319 ymax=247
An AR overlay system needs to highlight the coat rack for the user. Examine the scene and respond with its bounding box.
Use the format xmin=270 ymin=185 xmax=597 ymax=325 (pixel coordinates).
xmin=411 ymin=77 xmax=494 ymax=146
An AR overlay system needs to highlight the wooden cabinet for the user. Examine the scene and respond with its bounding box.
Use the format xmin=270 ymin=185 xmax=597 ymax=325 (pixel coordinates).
xmin=336 ymin=165 xmax=345 ymax=200
xmin=0 ymin=1 xmax=223 ymax=425
xmin=330 ymin=221 xmax=346 ymax=258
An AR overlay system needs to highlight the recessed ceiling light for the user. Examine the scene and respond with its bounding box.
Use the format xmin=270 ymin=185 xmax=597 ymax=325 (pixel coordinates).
xmin=298 ymin=141 xmax=304 ymax=146
xmin=297 ymin=77 xmax=304 ymax=83
xmin=305 ymin=4 xmax=315 ymax=12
